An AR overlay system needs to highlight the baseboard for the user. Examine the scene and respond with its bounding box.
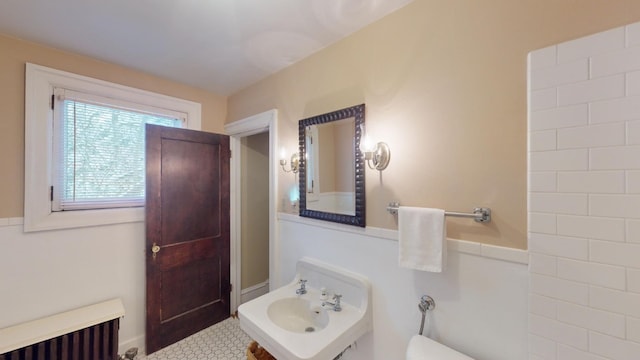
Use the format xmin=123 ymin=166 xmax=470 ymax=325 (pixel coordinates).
xmin=240 ymin=279 xmax=269 ymax=304
xmin=119 ymin=334 xmax=145 ymax=357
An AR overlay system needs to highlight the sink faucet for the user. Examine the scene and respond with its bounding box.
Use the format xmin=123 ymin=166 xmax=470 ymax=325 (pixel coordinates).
xmin=322 ymin=293 xmax=342 ymax=312
xmin=296 ymin=279 xmax=307 ymax=295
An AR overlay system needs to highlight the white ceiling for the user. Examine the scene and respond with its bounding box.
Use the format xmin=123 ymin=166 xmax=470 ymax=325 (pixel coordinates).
xmin=0 ymin=0 xmax=413 ymax=95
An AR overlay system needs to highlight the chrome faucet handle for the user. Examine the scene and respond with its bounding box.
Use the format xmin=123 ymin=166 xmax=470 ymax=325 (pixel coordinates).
xmin=333 ymin=293 xmax=342 ymax=312
xmin=296 ymin=279 xmax=307 ymax=295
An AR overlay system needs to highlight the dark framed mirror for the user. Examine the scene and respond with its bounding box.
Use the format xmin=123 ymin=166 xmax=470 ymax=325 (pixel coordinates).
xmin=298 ymin=104 xmax=365 ymax=227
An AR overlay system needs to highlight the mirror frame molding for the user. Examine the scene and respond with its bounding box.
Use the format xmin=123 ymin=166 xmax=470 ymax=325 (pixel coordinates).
xmin=298 ymin=103 xmax=366 ymax=227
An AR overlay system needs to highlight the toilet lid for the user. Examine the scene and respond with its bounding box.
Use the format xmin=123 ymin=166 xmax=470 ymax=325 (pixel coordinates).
xmin=406 ymin=335 xmax=475 ymax=360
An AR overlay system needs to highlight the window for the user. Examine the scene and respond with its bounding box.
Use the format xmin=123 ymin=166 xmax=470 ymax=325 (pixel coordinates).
xmin=52 ymin=88 xmax=183 ymax=211
xmin=25 ymin=64 xmax=201 ymax=232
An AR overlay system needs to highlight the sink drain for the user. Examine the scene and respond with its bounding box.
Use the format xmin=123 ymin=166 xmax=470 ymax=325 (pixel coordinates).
xmin=305 ymin=327 xmax=315 ymax=332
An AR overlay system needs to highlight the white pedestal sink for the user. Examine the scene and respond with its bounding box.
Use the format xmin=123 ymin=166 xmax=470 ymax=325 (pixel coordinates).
xmin=238 ymin=257 xmax=372 ymax=360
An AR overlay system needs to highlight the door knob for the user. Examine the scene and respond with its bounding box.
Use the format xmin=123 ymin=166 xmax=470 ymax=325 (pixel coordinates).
xmin=152 ymin=243 xmax=160 ymax=259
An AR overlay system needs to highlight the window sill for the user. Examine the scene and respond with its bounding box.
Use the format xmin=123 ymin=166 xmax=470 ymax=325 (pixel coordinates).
xmin=24 ymin=207 xmax=144 ymax=232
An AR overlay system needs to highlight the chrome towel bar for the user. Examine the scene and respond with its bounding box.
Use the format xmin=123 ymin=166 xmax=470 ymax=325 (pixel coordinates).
xmin=386 ymin=202 xmax=491 ymax=223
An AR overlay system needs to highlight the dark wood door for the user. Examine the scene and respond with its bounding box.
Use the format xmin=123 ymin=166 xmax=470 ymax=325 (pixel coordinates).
xmin=145 ymin=124 xmax=231 ymax=354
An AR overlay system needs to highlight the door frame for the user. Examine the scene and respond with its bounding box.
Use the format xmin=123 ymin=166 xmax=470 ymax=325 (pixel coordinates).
xmin=225 ymin=109 xmax=280 ymax=312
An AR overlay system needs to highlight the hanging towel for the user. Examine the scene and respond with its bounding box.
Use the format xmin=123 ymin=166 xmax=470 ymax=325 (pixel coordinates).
xmin=398 ymin=207 xmax=446 ymax=272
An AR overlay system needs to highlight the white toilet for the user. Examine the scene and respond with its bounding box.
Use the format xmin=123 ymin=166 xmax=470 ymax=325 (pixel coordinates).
xmin=406 ymin=335 xmax=475 ymax=360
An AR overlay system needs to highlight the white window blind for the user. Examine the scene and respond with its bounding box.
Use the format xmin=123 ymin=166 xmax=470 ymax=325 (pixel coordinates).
xmin=52 ymin=88 xmax=184 ymax=211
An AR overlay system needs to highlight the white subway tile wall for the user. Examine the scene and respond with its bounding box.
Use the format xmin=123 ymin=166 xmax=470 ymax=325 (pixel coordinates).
xmin=557 ymin=74 xmax=625 ymax=106
xmin=529 ymin=233 xmax=589 ymax=260
xmin=530 ymin=253 xmax=558 ymax=276
xmin=530 ymin=88 xmax=558 ymax=111
xmin=529 ymin=104 xmax=588 ymax=131
xmin=557 ymin=123 xmax=625 ymax=150
xmin=626 ymin=71 xmax=640 ymax=96
xmin=628 ymin=268 xmax=640 ymax=292
xmin=529 ymin=334 xmax=558 ymax=359
xmin=530 ymin=149 xmax=589 ymax=171
xmin=626 ymin=23 xmax=640 ymax=47
xmin=626 ymin=171 xmax=640 ymax=193
xmin=556 ymin=28 xmax=626 ymax=63
xmin=530 ymin=130 xmax=558 ymax=151
xmin=556 ymin=214 xmax=625 ymax=242
xmin=627 ymin=115 xmax=640 ymax=135
xmin=591 ymin=47 xmax=640 ymax=78
xmin=590 ymin=96 xmax=640 ymax=124
xmin=530 ymin=172 xmax=558 ymax=193
xmin=530 ymin=59 xmax=589 ymax=90
xmin=530 ymin=293 xmax=558 ymax=318
xmin=529 ymin=22 xmax=640 ymax=359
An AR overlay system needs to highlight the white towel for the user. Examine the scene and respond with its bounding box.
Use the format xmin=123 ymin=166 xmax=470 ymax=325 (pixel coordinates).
xmin=398 ymin=207 xmax=446 ymax=272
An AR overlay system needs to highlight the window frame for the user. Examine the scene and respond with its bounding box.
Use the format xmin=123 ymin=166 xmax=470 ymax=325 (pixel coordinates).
xmin=24 ymin=63 xmax=202 ymax=232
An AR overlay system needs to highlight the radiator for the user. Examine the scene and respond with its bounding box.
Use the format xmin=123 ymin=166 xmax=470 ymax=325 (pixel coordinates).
xmin=0 ymin=299 xmax=124 ymax=360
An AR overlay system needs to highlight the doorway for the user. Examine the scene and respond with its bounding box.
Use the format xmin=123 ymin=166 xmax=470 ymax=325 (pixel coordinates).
xmin=225 ymin=109 xmax=281 ymax=312
xmin=239 ymin=132 xmax=269 ymax=302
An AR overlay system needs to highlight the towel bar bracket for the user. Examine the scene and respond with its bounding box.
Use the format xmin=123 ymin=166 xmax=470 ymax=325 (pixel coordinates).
xmin=386 ymin=202 xmax=491 ymax=223
xmin=472 ymin=207 xmax=491 ymax=223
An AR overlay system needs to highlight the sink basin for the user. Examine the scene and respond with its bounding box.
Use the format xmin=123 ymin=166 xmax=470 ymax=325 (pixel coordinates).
xmin=238 ymin=257 xmax=372 ymax=360
xmin=267 ymin=298 xmax=329 ymax=333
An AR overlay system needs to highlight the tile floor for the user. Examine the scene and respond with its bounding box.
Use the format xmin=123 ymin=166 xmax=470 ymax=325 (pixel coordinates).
xmin=138 ymin=317 xmax=252 ymax=360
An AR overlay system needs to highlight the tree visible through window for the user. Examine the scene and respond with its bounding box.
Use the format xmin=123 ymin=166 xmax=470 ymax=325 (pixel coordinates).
xmin=53 ymin=97 xmax=182 ymax=211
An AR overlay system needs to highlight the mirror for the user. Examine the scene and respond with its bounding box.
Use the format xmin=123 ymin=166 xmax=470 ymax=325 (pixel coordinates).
xmin=299 ymin=104 xmax=365 ymax=227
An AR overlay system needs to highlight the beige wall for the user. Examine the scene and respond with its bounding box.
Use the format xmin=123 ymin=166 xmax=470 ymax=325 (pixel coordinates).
xmin=227 ymin=0 xmax=640 ymax=249
xmin=0 ymin=34 xmax=227 ymax=218
xmin=240 ymin=133 xmax=270 ymax=289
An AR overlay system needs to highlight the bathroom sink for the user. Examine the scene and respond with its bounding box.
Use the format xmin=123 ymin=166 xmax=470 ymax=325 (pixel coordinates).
xmin=239 ymin=257 xmax=372 ymax=360
xmin=267 ymin=297 xmax=329 ymax=333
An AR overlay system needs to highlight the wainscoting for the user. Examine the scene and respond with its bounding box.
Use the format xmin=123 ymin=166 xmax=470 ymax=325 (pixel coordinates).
xmin=275 ymin=214 xmax=529 ymax=360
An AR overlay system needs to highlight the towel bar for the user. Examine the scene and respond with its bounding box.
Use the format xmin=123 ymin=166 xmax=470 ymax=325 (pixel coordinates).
xmin=386 ymin=202 xmax=491 ymax=223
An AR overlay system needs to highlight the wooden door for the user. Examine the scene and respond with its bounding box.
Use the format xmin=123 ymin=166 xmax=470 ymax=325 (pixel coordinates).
xmin=145 ymin=124 xmax=231 ymax=354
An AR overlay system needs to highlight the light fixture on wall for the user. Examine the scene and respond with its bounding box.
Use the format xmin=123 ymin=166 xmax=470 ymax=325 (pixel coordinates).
xmin=279 ymin=148 xmax=300 ymax=174
xmin=360 ymin=127 xmax=390 ymax=171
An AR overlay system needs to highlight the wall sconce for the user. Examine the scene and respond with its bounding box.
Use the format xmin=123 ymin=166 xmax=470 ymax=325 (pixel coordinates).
xmin=360 ymin=131 xmax=390 ymax=171
xmin=280 ymin=148 xmax=300 ymax=174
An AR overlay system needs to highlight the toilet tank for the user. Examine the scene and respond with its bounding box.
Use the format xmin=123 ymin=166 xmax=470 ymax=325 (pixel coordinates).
xmin=406 ymin=335 xmax=475 ymax=360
